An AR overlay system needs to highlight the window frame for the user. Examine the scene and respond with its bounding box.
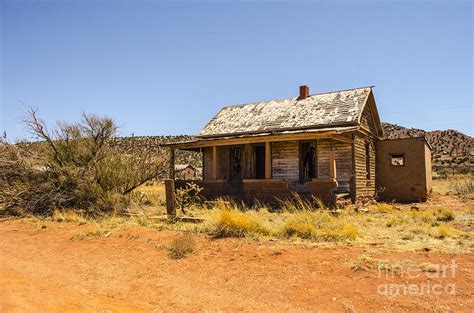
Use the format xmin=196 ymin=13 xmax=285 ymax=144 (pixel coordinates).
xmin=389 ymin=153 xmax=406 ymax=167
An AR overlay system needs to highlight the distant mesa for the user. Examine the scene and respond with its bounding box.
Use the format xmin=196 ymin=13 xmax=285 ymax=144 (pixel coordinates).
xmin=382 ymin=122 xmax=473 ymax=171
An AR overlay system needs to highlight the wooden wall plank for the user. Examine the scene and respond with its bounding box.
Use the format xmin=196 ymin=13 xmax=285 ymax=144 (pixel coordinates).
xmin=272 ymin=141 xmax=299 ymax=183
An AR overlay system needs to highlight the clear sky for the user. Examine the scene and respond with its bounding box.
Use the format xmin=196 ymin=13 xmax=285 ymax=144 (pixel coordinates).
xmin=1 ymin=0 xmax=472 ymax=140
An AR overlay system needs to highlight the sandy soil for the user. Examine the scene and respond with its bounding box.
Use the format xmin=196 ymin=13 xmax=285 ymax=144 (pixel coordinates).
xmin=0 ymin=218 xmax=472 ymax=312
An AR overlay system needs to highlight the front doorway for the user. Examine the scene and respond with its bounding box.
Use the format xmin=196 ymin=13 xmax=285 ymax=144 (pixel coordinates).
xmin=300 ymin=141 xmax=317 ymax=182
xmin=229 ymin=146 xmax=243 ymax=183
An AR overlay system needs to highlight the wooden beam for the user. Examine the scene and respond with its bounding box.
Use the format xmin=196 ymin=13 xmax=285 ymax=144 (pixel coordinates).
xmin=330 ymin=134 xmax=354 ymax=144
xmin=164 ymin=179 xmax=176 ymax=217
xmin=169 ymin=148 xmax=175 ymax=179
xmin=211 ymin=146 xmax=217 ymax=180
xmin=329 ymin=143 xmax=337 ymax=179
xmin=265 ymin=142 xmax=272 ymax=179
xmin=166 ymin=130 xmax=349 ymax=149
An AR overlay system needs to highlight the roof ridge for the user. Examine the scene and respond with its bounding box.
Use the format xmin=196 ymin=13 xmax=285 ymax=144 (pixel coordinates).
xmin=219 ymin=85 xmax=374 ymax=110
xmin=310 ymin=85 xmax=374 ymax=97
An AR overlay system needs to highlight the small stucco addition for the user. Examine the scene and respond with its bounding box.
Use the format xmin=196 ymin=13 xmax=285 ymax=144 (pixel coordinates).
xmin=376 ymin=137 xmax=432 ymax=202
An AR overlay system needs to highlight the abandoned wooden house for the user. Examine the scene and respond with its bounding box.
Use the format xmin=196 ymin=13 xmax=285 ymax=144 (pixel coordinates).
xmin=174 ymin=164 xmax=198 ymax=180
xmin=163 ymin=85 xmax=431 ymax=203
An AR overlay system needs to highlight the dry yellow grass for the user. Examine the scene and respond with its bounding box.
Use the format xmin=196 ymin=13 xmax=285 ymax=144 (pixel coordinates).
xmin=67 ymin=178 xmax=474 ymax=253
xmin=211 ymin=207 xmax=269 ymax=238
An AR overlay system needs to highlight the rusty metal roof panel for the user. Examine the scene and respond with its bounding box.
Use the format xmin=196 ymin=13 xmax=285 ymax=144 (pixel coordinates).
xmin=198 ymin=87 xmax=372 ymax=138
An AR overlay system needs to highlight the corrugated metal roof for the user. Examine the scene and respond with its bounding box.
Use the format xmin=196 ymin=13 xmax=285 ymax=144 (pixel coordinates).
xmin=198 ymin=87 xmax=372 ymax=138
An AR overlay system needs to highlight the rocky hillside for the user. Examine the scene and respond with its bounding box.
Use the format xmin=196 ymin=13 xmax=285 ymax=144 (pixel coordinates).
xmin=382 ymin=123 xmax=473 ymax=171
xmin=109 ymin=124 xmax=473 ymax=174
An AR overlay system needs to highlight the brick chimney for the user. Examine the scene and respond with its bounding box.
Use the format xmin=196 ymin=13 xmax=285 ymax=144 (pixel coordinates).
xmin=298 ymin=85 xmax=309 ymax=100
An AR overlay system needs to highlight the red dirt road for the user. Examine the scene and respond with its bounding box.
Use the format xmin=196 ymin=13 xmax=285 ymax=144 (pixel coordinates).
xmin=0 ymin=219 xmax=472 ymax=312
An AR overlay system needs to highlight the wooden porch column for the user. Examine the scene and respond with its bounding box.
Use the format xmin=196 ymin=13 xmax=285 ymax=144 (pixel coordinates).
xmin=329 ymin=143 xmax=337 ymax=179
xmin=265 ymin=142 xmax=272 ymax=179
xmin=169 ymin=148 xmax=175 ymax=179
xmin=211 ymin=146 xmax=217 ymax=180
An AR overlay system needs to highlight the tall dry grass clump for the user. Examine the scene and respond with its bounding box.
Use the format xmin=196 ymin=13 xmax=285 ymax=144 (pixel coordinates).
xmin=277 ymin=194 xmax=358 ymax=241
xmin=211 ymin=200 xmax=268 ymax=238
xmin=281 ymin=211 xmax=359 ymax=241
xmin=206 ymin=196 xmax=358 ymax=242
xmin=0 ymin=109 xmax=166 ymax=217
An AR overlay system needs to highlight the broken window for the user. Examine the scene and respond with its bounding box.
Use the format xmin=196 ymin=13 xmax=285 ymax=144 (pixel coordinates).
xmin=390 ymin=154 xmax=405 ymax=166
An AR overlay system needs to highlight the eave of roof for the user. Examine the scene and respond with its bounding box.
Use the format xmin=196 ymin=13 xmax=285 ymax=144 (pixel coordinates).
xmin=161 ymin=125 xmax=359 ymax=149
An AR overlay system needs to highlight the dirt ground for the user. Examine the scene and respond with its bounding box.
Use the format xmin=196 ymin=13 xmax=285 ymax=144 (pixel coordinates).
xmin=0 ymin=218 xmax=472 ymax=312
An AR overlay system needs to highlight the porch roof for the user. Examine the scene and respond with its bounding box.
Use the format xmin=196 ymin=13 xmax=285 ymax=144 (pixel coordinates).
xmin=161 ymin=125 xmax=358 ymax=149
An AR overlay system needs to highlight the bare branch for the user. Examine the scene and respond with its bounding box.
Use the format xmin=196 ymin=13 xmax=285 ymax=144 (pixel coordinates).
xmin=23 ymin=108 xmax=64 ymax=167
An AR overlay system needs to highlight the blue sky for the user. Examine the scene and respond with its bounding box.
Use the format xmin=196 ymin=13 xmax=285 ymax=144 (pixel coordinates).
xmin=1 ymin=0 xmax=472 ymax=140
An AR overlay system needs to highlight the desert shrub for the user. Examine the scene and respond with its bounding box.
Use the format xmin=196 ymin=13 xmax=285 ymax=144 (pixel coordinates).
xmin=434 ymin=208 xmax=455 ymax=222
xmin=175 ymin=182 xmax=203 ymax=214
xmin=0 ymin=109 xmax=165 ymax=217
xmin=436 ymin=169 xmax=449 ymax=180
xmin=167 ymin=235 xmax=196 ymax=259
xmin=452 ymin=176 xmax=474 ymax=197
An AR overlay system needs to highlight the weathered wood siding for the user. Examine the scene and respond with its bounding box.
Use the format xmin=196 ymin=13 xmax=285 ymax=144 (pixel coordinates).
xmin=354 ymin=135 xmax=376 ymax=197
xmin=360 ymin=108 xmax=377 ymax=134
xmin=242 ymin=144 xmax=253 ymax=179
xmin=202 ymin=146 xmax=230 ymax=180
xmin=217 ymin=146 xmax=230 ymax=180
xmin=317 ymin=139 xmax=353 ymax=190
xmin=353 ymin=102 xmax=379 ymax=198
xmin=272 ymin=141 xmax=299 ymax=183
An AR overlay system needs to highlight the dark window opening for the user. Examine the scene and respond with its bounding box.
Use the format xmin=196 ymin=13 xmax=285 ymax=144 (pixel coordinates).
xmin=365 ymin=143 xmax=371 ymax=180
xmin=300 ymin=141 xmax=317 ymax=182
xmin=254 ymin=146 xmax=266 ymax=179
xmin=390 ymin=154 xmax=405 ymax=166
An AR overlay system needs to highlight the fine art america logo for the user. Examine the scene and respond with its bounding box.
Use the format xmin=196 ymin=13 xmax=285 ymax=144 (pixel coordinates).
xmin=377 ymin=260 xmax=457 ymax=297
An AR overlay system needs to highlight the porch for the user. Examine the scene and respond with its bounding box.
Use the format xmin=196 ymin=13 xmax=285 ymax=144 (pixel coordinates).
xmin=166 ymin=132 xmax=355 ymax=204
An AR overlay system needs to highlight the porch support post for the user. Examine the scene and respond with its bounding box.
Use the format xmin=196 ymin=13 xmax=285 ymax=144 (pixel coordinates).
xmin=329 ymin=143 xmax=337 ymax=179
xmin=212 ymin=146 xmax=217 ymax=180
xmin=265 ymin=142 xmax=272 ymax=179
xmin=164 ymin=179 xmax=176 ymax=217
xmin=169 ymin=148 xmax=175 ymax=179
